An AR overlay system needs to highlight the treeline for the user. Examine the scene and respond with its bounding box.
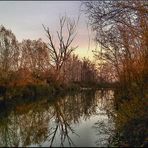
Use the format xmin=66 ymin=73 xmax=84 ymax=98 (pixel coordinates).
xmin=84 ymin=0 xmax=148 ymax=147
xmin=0 ymin=17 xmax=100 ymax=98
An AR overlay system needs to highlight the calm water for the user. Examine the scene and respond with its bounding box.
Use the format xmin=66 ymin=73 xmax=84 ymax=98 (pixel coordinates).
xmin=0 ymin=90 xmax=115 ymax=147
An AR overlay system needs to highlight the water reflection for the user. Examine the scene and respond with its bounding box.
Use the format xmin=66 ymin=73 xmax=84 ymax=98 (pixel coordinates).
xmin=93 ymin=90 xmax=115 ymax=147
xmin=0 ymin=90 xmax=114 ymax=147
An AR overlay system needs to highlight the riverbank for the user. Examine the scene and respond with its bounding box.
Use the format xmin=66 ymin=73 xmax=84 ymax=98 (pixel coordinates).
xmin=0 ymin=84 xmax=76 ymax=101
xmin=111 ymin=87 xmax=148 ymax=147
xmin=0 ymin=82 xmax=101 ymax=101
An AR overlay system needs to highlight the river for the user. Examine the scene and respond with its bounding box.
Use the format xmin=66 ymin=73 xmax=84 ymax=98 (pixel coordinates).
xmin=0 ymin=90 xmax=115 ymax=147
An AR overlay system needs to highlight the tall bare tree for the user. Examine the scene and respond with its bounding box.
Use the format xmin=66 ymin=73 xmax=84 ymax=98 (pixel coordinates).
xmin=43 ymin=16 xmax=78 ymax=81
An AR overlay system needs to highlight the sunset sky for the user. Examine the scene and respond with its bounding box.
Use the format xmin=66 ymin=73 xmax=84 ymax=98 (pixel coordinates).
xmin=0 ymin=1 xmax=96 ymax=61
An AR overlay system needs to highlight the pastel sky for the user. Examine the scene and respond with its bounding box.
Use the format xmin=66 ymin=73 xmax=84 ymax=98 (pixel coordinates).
xmin=0 ymin=1 xmax=96 ymax=61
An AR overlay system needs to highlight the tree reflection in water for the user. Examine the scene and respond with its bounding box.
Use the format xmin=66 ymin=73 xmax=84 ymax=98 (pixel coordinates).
xmin=0 ymin=90 xmax=114 ymax=147
xmin=93 ymin=90 xmax=115 ymax=147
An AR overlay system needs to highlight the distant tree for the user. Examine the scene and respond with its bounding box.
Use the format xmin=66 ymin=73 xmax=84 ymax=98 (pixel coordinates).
xmin=18 ymin=39 xmax=51 ymax=84
xmin=60 ymin=54 xmax=82 ymax=84
xmin=81 ymin=58 xmax=97 ymax=84
xmin=20 ymin=39 xmax=50 ymax=72
xmin=0 ymin=25 xmax=19 ymax=85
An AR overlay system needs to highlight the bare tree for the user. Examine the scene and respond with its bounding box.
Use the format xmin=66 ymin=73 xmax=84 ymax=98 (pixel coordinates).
xmin=43 ymin=16 xmax=78 ymax=81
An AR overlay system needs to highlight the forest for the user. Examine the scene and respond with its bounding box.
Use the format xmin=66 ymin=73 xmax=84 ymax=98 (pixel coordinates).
xmin=0 ymin=0 xmax=147 ymax=147
xmin=0 ymin=16 xmax=104 ymax=99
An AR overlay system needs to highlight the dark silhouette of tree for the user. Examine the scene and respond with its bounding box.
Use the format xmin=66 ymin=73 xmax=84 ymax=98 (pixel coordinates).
xmin=43 ymin=16 xmax=78 ymax=81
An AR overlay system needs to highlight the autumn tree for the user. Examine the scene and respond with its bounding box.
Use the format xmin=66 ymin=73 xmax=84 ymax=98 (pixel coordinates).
xmin=18 ymin=39 xmax=50 ymax=85
xmin=81 ymin=58 xmax=97 ymax=84
xmin=83 ymin=0 xmax=148 ymax=96
xmin=0 ymin=25 xmax=20 ymax=85
xmin=20 ymin=39 xmax=50 ymax=72
xmin=60 ymin=54 xmax=82 ymax=84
